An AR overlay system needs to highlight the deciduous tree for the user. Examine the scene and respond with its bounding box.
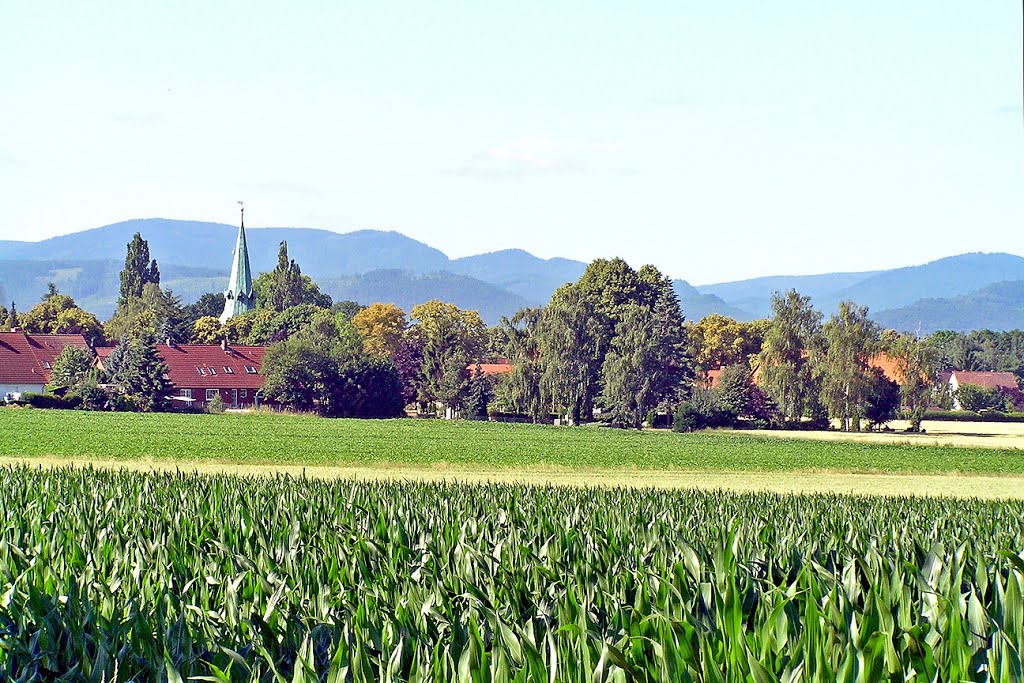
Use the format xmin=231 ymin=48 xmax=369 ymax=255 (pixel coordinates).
xmin=20 ymin=287 xmax=103 ymax=341
xmin=48 ymin=345 xmax=95 ymax=389
xmin=191 ymin=316 xmax=223 ymax=344
xmin=408 ymin=300 xmax=487 ymax=416
xmin=758 ymin=290 xmax=823 ymax=423
xmin=537 ymin=286 xmax=603 ymax=424
xmin=601 ymin=276 xmax=691 ymax=428
xmin=352 ymin=303 xmax=407 ymax=358
xmin=889 ymin=333 xmax=937 ymax=432
xmin=105 ymin=283 xmax=186 ymax=342
xmin=495 ymin=308 xmax=546 ymax=421
xmin=819 ymin=301 xmax=878 ymax=431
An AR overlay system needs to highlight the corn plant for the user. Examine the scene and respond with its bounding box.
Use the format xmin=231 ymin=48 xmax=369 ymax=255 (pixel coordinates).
xmin=0 ymin=465 xmax=1022 ymax=681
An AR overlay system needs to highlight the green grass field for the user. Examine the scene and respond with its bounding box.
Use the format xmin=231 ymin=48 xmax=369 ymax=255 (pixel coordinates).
xmin=1 ymin=408 xmax=1023 ymax=475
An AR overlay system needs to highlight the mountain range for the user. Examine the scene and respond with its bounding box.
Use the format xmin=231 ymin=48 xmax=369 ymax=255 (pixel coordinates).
xmin=1 ymin=218 xmax=1022 ymax=331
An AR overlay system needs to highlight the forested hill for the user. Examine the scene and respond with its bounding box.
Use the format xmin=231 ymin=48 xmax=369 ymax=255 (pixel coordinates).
xmin=3 ymin=219 xmax=1024 ymax=330
xmin=697 ymin=252 xmax=1024 ymax=328
xmin=873 ymin=280 xmax=1024 ymax=334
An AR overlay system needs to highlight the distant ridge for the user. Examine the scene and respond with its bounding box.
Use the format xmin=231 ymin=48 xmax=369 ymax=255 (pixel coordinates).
xmin=873 ymin=280 xmax=1024 ymax=334
xmin=2 ymin=219 xmax=1023 ymax=331
xmin=697 ymin=252 xmax=1024 ymax=323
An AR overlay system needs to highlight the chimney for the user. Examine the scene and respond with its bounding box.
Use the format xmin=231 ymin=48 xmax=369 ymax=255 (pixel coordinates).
xmin=221 ymin=338 xmax=228 ymax=352
xmin=166 ymin=338 xmax=175 ymax=348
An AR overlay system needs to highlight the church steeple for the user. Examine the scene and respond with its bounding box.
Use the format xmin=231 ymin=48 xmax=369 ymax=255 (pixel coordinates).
xmin=219 ymin=204 xmax=255 ymax=324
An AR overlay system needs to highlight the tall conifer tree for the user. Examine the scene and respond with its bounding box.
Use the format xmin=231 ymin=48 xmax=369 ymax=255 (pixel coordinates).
xmin=119 ymin=233 xmax=161 ymax=305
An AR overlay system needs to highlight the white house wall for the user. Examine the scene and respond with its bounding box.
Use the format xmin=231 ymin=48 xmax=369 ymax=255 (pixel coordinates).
xmin=1 ymin=383 xmax=44 ymax=395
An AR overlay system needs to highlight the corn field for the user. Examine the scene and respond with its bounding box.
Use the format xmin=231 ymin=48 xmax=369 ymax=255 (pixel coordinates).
xmin=1 ymin=465 xmax=1022 ymax=681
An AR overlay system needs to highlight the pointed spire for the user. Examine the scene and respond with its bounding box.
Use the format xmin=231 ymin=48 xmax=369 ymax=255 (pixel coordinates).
xmin=219 ymin=204 xmax=255 ymax=324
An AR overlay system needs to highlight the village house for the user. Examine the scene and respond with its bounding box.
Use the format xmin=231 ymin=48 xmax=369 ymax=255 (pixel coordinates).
xmin=158 ymin=339 xmax=268 ymax=410
xmin=946 ymin=370 xmax=1019 ymax=410
xmin=0 ymin=331 xmax=90 ymax=396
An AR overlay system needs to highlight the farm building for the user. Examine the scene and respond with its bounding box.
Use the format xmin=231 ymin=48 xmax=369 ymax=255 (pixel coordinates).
xmin=157 ymin=339 xmax=269 ymax=410
xmin=0 ymin=331 xmax=90 ymax=395
xmin=947 ymin=370 xmax=1019 ymax=410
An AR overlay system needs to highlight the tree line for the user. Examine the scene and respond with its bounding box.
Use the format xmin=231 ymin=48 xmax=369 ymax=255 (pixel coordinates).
xmin=5 ymin=232 xmax=1023 ymax=425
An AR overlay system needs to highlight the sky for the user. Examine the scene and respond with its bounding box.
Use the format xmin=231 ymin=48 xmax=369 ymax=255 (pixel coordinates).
xmin=2 ymin=2 xmax=1022 ymax=285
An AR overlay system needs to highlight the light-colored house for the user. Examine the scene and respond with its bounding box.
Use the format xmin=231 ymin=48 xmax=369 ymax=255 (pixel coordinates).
xmin=947 ymin=370 xmax=1019 ymax=410
xmin=0 ymin=331 xmax=90 ymax=396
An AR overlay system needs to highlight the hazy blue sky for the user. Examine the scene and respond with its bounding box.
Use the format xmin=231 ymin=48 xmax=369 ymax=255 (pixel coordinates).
xmin=3 ymin=2 xmax=1021 ymax=284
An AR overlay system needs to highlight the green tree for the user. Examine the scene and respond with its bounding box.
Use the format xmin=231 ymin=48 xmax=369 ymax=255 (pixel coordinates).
xmin=105 ymin=333 xmax=171 ymax=411
xmin=332 ymin=300 xmax=365 ymax=321
xmin=261 ymin=315 xmax=402 ymax=418
xmin=463 ymin=369 xmax=495 ymax=420
xmin=182 ymin=293 xmax=227 ymax=326
xmin=3 ymin=301 xmax=16 ymax=330
xmin=890 ymin=333 xmax=937 ymax=432
xmin=47 ymin=345 xmax=95 ymax=389
xmin=715 ymin=363 xmax=754 ymax=421
xmin=818 ymin=301 xmax=877 ymax=431
xmin=495 ymin=308 xmax=546 ymax=421
xmin=20 ymin=288 xmax=103 ymax=341
xmin=254 ymin=242 xmax=331 ymax=312
xmin=105 ymin=283 xmax=186 ymax=342
xmin=246 ymin=304 xmax=322 ymax=345
xmin=119 ymin=233 xmax=160 ymax=306
xmin=862 ymin=366 xmax=901 ymax=429
xmin=537 ymin=286 xmax=604 ymax=424
xmin=601 ymin=278 xmax=691 ymax=428
xmin=408 ymin=300 xmax=487 ymax=417
xmin=759 ymin=290 xmax=824 ymax=424
xmin=955 ymin=384 xmax=1003 ymax=412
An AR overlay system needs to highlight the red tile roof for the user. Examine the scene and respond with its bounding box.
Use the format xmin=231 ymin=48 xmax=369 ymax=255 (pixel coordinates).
xmin=157 ymin=343 xmax=268 ymax=390
xmin=468 ymin=361 xmax=515 ymax=377
xmin=704 ymin=368 xmax=722 ymax=389
xmin=0 ymin=332 xmax=90 ymax=385
xmin=950 ymin=371 xmax=1018 ymax=391
xmin=868 ymin=353 xmax=904 ymax=384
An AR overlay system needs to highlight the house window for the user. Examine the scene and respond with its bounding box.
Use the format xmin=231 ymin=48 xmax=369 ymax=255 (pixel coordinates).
xmin=180 ymin=389 xmax=192 ymax=399
xmin=244 ymin=366 xmax=257 ymax=374
xmin=223 ymin=366 xmax=234 ymax=374
xmin=196 ymin=366 xmax=206 ymax=375
xmin=206 ymin=389 xmax=218 ymax=401
xmin=42 ymin=361 xmax=52 ymax=369
xmin=240 ymin=389 xmax=248 ymax=398
xmin=208 ymin=367 xmax=217 ymax=375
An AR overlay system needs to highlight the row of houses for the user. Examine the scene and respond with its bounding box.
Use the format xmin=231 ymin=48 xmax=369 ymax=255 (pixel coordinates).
xmin=701 ymin=354 xmax=1019 ymax=411
xmin=0 ymin=331 xmax=268 ymax=410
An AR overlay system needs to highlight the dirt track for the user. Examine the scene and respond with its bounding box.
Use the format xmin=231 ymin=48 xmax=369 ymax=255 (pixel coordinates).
xmin=6 ymin=456 xmax=1024 ymax=500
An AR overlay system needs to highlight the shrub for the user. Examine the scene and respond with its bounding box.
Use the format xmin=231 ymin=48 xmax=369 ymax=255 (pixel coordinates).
xmin=672 ymin=389 xmax=733 ymax=432
xmin=206 ymin=392 xmax=225 ymax=414
xmin=21 ymin=393 xmax=66 ymax=410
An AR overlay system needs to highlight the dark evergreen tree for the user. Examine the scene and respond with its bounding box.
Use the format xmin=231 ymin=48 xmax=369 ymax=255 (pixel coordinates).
xmin=118 ymin=233 xmax=161 ymax=305
xmin=1 ymin=301 xmax=13 ymax=330
xmin=463 ymin=368 xmax=495 ymax=420
xmin=106 ymin=333 xmax=171 ymax=411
